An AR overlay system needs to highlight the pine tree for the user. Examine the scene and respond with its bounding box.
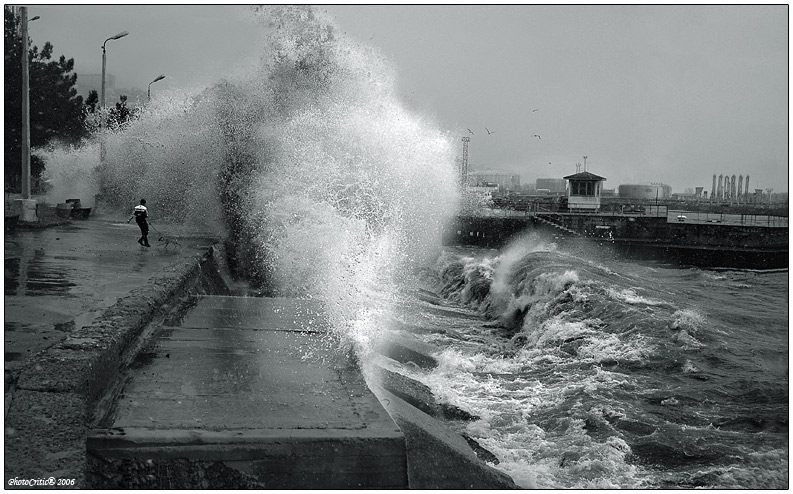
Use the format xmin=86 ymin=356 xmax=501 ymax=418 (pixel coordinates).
xmin=83 ymin=90 xmax=100 ymax=134
xmin=4 ymin=6 xmax=86 ymax=190
xmin=107 ymin=94 xmax=140 ymax=131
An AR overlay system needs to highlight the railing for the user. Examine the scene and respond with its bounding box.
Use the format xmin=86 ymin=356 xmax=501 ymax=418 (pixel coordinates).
xmin=533 ymin=203 xmax=572 ymax=226
xmin=463 ymin=203 xmax=787 ymax=228
xmin=533 ymin=205 xmax=581 ymax=236
xmin=462 ymin=206 xmax=532 ymax=218
xmin=667 ymin=210 xmax=789 ymax=227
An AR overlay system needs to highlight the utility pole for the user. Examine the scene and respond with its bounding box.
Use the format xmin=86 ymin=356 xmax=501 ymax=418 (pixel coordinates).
xmin=460 ymin=137 xmax=470 ymax=188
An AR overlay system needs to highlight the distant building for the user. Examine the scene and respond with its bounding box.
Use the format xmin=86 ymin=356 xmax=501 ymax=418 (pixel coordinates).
xmin=564 ymin=171 xmax=606 ymax=211
xmin=75 ymin=73 xmax=115 ymax=101
xmin=618 ymin=183 xmax=672 ymax=200
xmin=672 ymin=192 xmax=697 ymax=201
xmin=601 ymin=188 xmax=617 ymax=198
xmin=468 ymin=171 xmax=520 ymax=190
xmin=466 ymin=185 xmax=499 ymax=195
xmin=74 ymin=73 xmax=146 ymax=107
xmin=535 ymin=178 xmax=566 ymax=194
xmin=115 ymin=88 xmax=148 ymax=107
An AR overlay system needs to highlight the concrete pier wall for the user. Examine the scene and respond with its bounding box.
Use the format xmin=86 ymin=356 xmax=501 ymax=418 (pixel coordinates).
xmin=445 ymin=214 xmax=788 ymax=268
xmin=442 ymin=216 xmax=541 ymax=248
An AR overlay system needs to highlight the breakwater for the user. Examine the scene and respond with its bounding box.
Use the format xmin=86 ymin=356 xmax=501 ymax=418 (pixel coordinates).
xmin=444 ymin=214 xmax=788 ymax=269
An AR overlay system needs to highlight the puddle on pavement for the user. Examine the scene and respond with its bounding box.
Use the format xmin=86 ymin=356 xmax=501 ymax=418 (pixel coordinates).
xmin=54 ymin=320 xmax=76 ymax=332
xmin=4 ymin=352 xmax=28 ymax=362
xmin=5 ymin=255 xmax=77 ymax=296
xmin=5 ymin=321 xmax=70 ymax=365
xmin=4 ymin=322 xmax=42 ymax=332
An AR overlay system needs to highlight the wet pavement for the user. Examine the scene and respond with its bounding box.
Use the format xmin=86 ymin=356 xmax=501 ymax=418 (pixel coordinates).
xmin=4 ymin=212 xmax=219 ymax=381
xmin=88 ymin=295 xmax=407 ymax=489
xmin=3 ymin=211 xmax=514 ymax=489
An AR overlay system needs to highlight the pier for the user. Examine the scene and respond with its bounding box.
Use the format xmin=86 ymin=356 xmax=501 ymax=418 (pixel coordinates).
xmin=445 ymin=208 xmax=789 ymax=269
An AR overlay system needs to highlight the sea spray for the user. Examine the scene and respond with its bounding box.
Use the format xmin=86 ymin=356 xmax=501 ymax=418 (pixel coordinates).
xmin=41 ymin=5 xmax=459 ymax=349
xmin=239 ymin=6 xmax=460 ymax=347
xmin=38 ymin=140 xmax=101 ymax=207
xmin=38 ymin=85 xmax=232 ymax=229
xmin=29 ymin=6 xmax=787 ymax=489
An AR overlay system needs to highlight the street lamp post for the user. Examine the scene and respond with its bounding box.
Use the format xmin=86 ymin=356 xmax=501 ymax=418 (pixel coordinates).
xmin=147 ymin=75 xmax=165 ymax=102
xmin=19 ymin=8 xmax=39 ymax=200
xmin=99 ymin=30 xmax=128 ymax=162
xmin=101 ymin=30 xmax=129 ymax=111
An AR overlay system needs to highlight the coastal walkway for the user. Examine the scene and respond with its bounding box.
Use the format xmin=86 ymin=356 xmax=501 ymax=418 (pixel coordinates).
xmin=4 ymin=212 xmax=224 ymax=487
xmin=87 ymin=296 xmax=407 ymax=488
xmin=5 ymin=211 xmax=516 ymax=489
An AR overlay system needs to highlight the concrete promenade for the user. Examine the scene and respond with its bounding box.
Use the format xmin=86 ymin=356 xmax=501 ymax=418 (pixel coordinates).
xmin=4 ymin=211 xmax=518 ymax=489
xmin=4 ymin=211 xmax=221 ymax=487
xmin=88 ymin=296 xmax=407 ymax=488
xmin=5 ymin=213 xmax=219 ymax=380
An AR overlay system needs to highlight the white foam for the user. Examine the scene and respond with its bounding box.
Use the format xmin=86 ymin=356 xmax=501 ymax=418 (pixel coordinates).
xmin=422 ymin=347 xmax=654 ymax=488
xmin=606 ymin=286 xmax=665 ymax=306
xmin=670 ymin=308 xmax=706 ymax=333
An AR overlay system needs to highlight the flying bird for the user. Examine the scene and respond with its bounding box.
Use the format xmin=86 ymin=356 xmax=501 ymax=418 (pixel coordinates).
xmin=467 ymin=128 xmax=474 ymax=135
xmin=486 ymin=127 xmax=495 ymax=135
xmin=532 ymin=108 xmax=539 ymax=112
xmin=532 ymin=134 xmax=541 ymax=139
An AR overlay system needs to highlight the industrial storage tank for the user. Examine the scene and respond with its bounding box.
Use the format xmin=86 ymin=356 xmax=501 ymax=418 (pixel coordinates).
xmin=618 ymin=183 xmax=672 ymax=200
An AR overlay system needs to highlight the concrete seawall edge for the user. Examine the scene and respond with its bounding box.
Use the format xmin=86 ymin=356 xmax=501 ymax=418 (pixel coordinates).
xmin=5 ymin=244 xmax=519 ymax=489
xmin=4 ymin=245 xmax=228 ymax=488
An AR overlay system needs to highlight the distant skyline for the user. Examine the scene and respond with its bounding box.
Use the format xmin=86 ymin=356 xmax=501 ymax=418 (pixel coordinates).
xmin=25 ymin=4 xmax=789 ymax=193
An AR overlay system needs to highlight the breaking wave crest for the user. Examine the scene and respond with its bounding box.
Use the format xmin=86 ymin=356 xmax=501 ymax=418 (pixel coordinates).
xmin=39 ymin=5 xmax=460 ymax=348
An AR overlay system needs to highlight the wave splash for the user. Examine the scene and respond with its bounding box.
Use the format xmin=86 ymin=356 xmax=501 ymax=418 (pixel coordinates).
xmin=420 ymin=237 xmax=788 ymax=489
xmin=432 ymin=236 xmax=708 ymax=364
xmin=39 ymin=5 xmax=459 ymax=348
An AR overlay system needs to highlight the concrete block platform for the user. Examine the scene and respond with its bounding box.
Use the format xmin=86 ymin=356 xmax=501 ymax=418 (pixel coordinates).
xmin=87 ymin=296 xmax=407 ymax=489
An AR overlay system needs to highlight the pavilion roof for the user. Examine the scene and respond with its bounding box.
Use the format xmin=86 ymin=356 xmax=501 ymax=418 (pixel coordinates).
xmin=563 ymin=171 xmax=606 ymax=181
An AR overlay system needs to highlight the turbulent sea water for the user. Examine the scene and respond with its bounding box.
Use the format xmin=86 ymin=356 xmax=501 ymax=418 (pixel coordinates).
xmin=389 ymin=240 xmax=789 ymax=488
xmin=38 ymin=6 xmax=788 ymax=489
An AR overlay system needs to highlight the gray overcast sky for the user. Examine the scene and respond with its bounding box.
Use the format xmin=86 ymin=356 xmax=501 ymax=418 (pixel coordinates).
xmin=27 ymin=4 xmax=789 ymax=193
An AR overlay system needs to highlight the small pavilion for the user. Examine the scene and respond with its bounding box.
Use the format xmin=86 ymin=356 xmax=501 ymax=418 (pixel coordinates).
xmin=563 ymin=171 xmax=606 ymax=212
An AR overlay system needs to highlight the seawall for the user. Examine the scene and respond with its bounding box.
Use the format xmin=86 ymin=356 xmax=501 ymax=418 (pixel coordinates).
xmin=445 ymin=214 xmax=788 ymax=269
xmin=5 ymin=241 xmax=516 ymax=489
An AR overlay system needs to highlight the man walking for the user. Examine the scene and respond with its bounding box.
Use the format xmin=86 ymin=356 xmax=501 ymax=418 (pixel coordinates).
xmin=127 ymin=198 xmax=150 ymax=247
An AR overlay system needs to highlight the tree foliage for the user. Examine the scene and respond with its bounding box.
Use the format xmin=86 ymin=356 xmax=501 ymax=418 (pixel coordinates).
xmin=107 ymin=94 xmax=140 ymax=131
xmin=4 ymin=6 xmax=86 ymax=189
xmin=83 ymin=89 xmax=100 ymax=134
xmin=83 ymin=91 xmax=141 ymax=134
xmin=84 ymin=89 xmax=98 ymax=113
